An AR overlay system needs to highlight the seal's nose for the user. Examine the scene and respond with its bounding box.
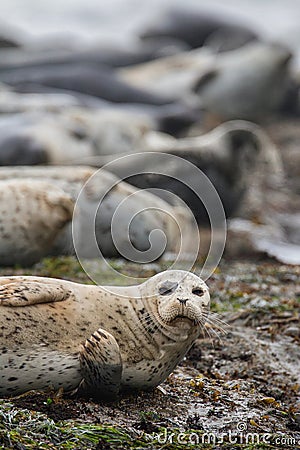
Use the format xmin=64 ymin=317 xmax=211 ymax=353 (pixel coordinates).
xmin=177 ymin=298 xmax=188 ymax=305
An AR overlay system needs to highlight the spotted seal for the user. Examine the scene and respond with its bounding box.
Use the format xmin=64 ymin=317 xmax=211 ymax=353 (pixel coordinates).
xmin=193 ymin=42 xmax=293 ymax=120
xmin=0 ymin=166 xmax=196 ymax=265
xmin=0 ymin=108 xmax=176 ymax=165
xmin=0 ymin=179 xmax=74 ymax=266
xmin=72 ymin=121 xmax=283 ymax=223
xmin=121 ymin=42 xmax=293 ymax=120
xmin=0 ymin=270 xmax=210 ymax=399
xmin=0 ymin=63 xmax=175 ymax=105
xmin=139 ymin=7 xmax=258 ymax=51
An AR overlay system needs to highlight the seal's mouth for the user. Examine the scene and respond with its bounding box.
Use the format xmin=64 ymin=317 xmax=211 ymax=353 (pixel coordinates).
xmin=169 ymin=315 xmax=196 ymax=325
xmin=175 ymin=314 xmax=190 ymax=320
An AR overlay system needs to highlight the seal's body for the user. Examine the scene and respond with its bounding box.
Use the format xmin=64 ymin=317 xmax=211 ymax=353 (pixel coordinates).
xmin=0 ymin=271 xmax=210 ymax=399
xmin=0 ymin=179 xmax=74 ymax=266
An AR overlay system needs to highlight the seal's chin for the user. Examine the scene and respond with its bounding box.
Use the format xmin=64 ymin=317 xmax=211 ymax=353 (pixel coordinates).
xmin=168 ymin=315 xmax=197 ymax=327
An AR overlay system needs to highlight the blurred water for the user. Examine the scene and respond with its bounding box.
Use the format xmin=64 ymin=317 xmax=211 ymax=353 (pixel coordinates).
xmin=0 ymin=0 xmax=299 ymax=55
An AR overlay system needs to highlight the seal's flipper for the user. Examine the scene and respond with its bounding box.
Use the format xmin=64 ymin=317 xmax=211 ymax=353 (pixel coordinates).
xmin=0 ymin=281 xmax=73 ymax=306
xmin=79 ymin=328 xmax=122 ymax=400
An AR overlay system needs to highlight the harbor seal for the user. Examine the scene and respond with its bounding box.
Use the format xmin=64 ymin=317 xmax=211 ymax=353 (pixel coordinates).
xmin=0 ymin=166 xmax=197 ymax=264
xmin=121 ymin=42 xmax=293 ymax=120
xmin=0 ymin=86 xmax=200 ymax=137
xmin=0 ymin=179 xmax=74 ymax=266
xmin=0 ymin=109 xmax=177 ymax=165
xmin=140 ymin=8 xmax=258 ymax=51
xmin=0 ymin=40 xmax=187 ymax=72
xmin=0 ymin=270 xmax=210 ymax=399
xmin=193 ymin=42 xmax=293 ymax=121
xmin=0 ymin=63 xmax=175 ymax=105
xmin=72 ymin=121 xmax=283 ymax=223
xmin=119 ymin=47 xmax=215 ymax=104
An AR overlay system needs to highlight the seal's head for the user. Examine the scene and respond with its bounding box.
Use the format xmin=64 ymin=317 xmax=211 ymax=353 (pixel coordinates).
xmin=141 ymin=270 xmax=210 ymax=332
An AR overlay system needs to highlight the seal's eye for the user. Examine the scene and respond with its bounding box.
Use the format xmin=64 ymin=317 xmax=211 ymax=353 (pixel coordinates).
xmin=192 ymin=287 xmax=205 ymax=297
xmin=159 ymin=281 xmax=178 ymax=296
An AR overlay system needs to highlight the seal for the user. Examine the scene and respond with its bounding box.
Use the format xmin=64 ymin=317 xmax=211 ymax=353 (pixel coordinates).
xmin=71 ymin=121 xmax=283 ymax=223
xmin=0 ymin=166 xmax=196 ymax=264
xmin=193 ymin=42 xmax=293 ymax=120
xmin=0 ymin=179 xmax=74 ymax=266
xmin=0 ymin=40 xmax=187 ymax=71
xmin=0 ymin=108 xmax=177 ymax=165
xmin=121 ymin=42 xmax=293 ymax=120
xmin=0 ymin=63 xmax=175 ymax=105
xmin=0 ymin=86 xmax=200 ymax=138
xmin=119 ymin=47 xmax=215 ymax=104
xmin=0 ymin=86 xmax=107 ymax=114
xmin=140 ymin=7 xmax=258 ymax=51
xmin=0 ymin=270 xmax=210 ymax=399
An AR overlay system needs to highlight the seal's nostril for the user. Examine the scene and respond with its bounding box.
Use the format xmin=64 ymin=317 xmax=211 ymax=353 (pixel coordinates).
xmin=177 ymin=298 xmax=188 ymax=305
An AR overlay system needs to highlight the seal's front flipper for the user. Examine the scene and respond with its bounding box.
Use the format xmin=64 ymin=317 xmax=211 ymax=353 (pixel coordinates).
xmin=0 ymin=281 xmax=73 ymax=306
xmin=79 ymin=328 xmax=122 ymax=401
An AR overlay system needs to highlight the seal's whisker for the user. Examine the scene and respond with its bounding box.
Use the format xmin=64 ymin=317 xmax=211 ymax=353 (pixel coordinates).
xmin=207 ymin=312 xmax=229 ymax=327
xmin=195 ymin=315 xmax=226 ymax=342
xmin=204 ymin=322 xmax=227 ymax=340
xmin=202 ymin=321 xmax=224 ymax=345
xmin=196 ymin=319 xmax=209 ymax=340
xmin=202 ymin=312 xmax=229 ymax=334
xmin=204 ymin=324 xmax=224 ymax=342
xmin=204 ymin=315 xmax=227 ymax=330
